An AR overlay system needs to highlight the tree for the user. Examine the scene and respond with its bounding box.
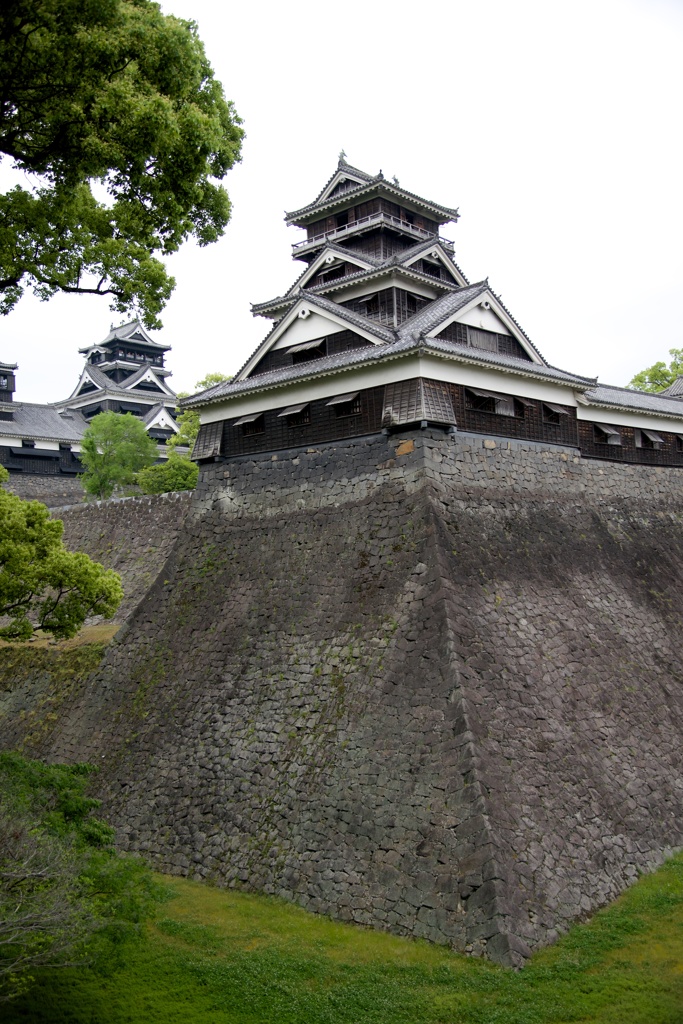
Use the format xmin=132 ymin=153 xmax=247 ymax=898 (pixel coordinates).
xmin=628 ymin=348 xmax=683 ymax=393
xmin=0 ymin=752 xmax=160 ymax=1001
xmin=166 ymin=372 xmax=231 ymax=453
xmin=0 ymin=0 xmax=243 ymax=327
xmin=136 ymin=451 xmax=198 ymax=494
xmin=80 ymin=411 xmax=158 ymax=500
xmin=0 ymin=466 xmax=122 ymax=640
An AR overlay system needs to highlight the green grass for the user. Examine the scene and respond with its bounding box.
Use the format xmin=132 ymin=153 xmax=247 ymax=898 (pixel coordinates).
xmin=5 ymin=853 xmax=683 ymax=1024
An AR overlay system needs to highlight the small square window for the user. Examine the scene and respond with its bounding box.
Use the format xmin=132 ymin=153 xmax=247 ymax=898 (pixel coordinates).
xmin=242 ymin=415 xmax=264 ymax=436
xmin=334 ymin=395 xmax=361 ymax=417
xmin=594 ymin=424 xmax=621 ymax=446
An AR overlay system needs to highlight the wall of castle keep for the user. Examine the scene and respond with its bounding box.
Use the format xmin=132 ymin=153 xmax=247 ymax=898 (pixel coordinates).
xmin=2 ymin=430 xmax=683 ymax=967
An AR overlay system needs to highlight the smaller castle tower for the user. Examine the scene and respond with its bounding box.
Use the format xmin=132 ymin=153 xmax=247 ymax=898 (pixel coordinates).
xmin=57 ymin=319 xmax=179 ymax=441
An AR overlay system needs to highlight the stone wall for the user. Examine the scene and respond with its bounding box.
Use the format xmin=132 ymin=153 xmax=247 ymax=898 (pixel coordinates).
xmin=2 ymin=430 xmax=683 ymax=967
xmin=55 ymin=491 xmax=193 ymax=622
xmin=5 ymin=473 xmax=86 ymax=507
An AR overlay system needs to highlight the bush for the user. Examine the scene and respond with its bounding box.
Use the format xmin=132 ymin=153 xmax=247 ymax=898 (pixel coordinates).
xmin=136 ymin=453 xmax=198 ymax=495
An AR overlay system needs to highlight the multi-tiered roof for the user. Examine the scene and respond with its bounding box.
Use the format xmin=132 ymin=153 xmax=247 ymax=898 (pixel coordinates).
xmin=58 ymin=319 xmax=178 ymax=440
xmin=185 ymin=158 xmax=683 ymax=467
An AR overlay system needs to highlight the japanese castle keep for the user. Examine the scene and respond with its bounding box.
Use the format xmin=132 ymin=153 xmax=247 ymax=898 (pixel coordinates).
xmin=3 ymin=158 xmax=683 ymax=970
xmin=186 ymin=156 xmax=683 ymax=463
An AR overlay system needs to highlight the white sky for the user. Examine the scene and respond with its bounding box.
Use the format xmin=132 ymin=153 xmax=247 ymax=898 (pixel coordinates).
xmin=3 ymin=0 xmax=683 ymax=402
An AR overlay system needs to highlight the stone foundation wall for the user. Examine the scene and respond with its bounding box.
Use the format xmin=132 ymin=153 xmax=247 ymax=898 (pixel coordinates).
xmin=2 ymin=430 xmax=683 ymax=966
xmin=55 ymin=491 xmax=193 ymax=622
xmin=4 ymin=473 xmax=86 ymax=507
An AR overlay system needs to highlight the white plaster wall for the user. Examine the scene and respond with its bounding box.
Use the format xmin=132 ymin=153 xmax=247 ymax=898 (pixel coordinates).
xmin=455 ymin=306 xmax=512 ymax=335
xmin=271 ymin=313 xmax=348 ymax=349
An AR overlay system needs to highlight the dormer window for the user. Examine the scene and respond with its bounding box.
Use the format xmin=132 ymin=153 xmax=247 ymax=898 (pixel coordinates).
xmin=289 ymin=339 xmax=327 ymax=364
xmin=594 ymin=424 xmax=621 ymax=446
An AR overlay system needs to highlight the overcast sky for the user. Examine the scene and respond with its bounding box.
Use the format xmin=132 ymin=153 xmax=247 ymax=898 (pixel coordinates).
xmin=3 ymin=0 xmax=683 ymax=402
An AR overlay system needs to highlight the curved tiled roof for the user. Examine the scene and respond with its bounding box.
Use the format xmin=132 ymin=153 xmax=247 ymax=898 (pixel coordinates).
xmin=285 ymin=173 xmax=460 ymax=225
xmin=183 ymin=326 xmax=594 ymax=411
xmin=579 ymin=384 xmax=683 ymax=419
xmin=0 ymin=403 xmax=88 ymax=443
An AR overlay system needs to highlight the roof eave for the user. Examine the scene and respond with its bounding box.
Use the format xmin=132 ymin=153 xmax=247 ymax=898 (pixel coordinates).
xmin=285 ymin=180 xmax=460 ymax=226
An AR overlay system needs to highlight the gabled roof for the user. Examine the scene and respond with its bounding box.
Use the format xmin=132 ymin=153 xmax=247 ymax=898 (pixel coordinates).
xmin=79 ymin=318 xmax=170 ymax=354
xmin=120 ymin=364 xmax=175 ymax=396
xmin=235 ymin=292 xmax=395 ymax=382
xmin=183 ymin=328 xmax=595 ymax=411
xmin=403 ymin=283 xmax=546 ymax=365
xmin=142 ymin=403 xmax=179 ymax=431
xmin=62 ymin=362 xmax=176 ymax=405
xmin=308 ymin=158 xmax=378 ymax=207
xmin=252 ymin=265 xmax=461 ymax=322
xmin=285 ymin=163 xmax=460 ymax=225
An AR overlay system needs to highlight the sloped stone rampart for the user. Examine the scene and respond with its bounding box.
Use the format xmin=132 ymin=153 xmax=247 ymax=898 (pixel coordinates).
xmin=54 ymin=490 xmax=193 ymax=621
xmin=2 ymin=432 xmax=683 ymax=966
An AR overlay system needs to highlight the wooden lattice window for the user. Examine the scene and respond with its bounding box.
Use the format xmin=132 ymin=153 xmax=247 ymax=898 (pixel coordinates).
xmin=543 ymin=402 xmax=570 ymax=425
xmin=327 ymin=392 xmax=361 ymax=417
xmin=278 ymin=403 xmax=310 ymax=427
xmin=594 ymin=424 xmax=621 ymax=446
xmin=465 ymin=388 xmax=520 ymax=417
xmin=290 ymin=339 xmax=327 ymax=365
xmin=635 ymin=428 xmax=663 ymax=450
xmin=234 ymin=412 xmax=265 ymax=436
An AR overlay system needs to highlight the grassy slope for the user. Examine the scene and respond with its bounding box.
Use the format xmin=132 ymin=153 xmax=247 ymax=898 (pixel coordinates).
xmin=5 ymin=853 xmax=683 ymax=1024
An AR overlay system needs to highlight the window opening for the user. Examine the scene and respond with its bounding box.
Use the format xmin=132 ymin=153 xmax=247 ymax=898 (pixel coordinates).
xmin=336 ymin=211 xmax=349 ymax=228
xmin=594 ymin=424 xmax=622 ymax=446
xmin=543 ymin=402 xmax=569 ymax=424
xmin=278 ymin=403 xmax=311 ymax=426
xmin=327 ymin=392 xmax=361 ymax=416
xmin=635 ymin=428 xmax=663 ymax=449
xmin=465 ymin=387 xmax=519 ymax=417
xmin=289 ymin=339 xmax=327 ymax=365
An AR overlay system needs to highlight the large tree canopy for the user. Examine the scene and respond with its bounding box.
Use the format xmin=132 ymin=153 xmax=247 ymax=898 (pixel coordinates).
xmin=0 ymin=0 xmax=243 ymax=326
xmin=629 ymin=348 xmax=683 ymax=393
xmin=79 ymin=411 xmax=158 ymax=499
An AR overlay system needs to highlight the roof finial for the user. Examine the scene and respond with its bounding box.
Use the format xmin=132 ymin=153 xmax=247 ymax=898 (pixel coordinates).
xmin=338 ymin=148 xmax=347 ymax=165
xmin=392 ymin=175 xmax=399 ymax=185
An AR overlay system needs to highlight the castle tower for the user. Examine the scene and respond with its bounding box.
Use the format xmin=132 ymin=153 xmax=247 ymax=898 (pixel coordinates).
xmin=186 ymin=158 xmax=683 ymax=465
xmin=57 ymin=319 xmax=180 ymax=442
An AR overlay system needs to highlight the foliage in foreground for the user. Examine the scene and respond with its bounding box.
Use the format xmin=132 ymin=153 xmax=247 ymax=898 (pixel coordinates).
xmin=80 ymin=411 xmax=159 ymax=500
xmin=4 ymin=850 xmax=683 ymax=1023
xmin=136 ymin=452 xmax=198 ymax=494
xmin=0 ymin=752 xmax=161 ymax=1002
xmin=0 ymin=0 xmax=243 ymax=326
xmin=0 ymin=465 xmax=122 ymax=639
xmin=629 ymin=346 xmax=683 ymax=392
